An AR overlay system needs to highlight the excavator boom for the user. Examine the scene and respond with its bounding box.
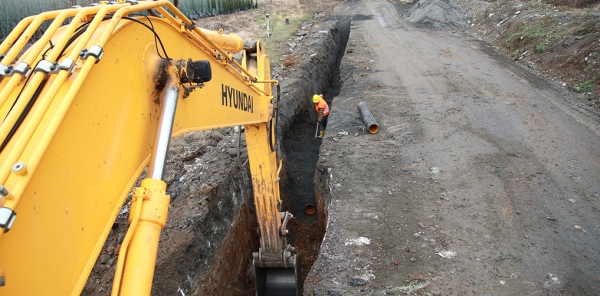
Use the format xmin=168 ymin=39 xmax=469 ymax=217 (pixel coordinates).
xmin=0 ymin=1 xmax=296 ymax=295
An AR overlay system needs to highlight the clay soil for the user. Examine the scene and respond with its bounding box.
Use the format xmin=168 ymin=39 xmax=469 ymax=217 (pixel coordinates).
xmin=84 ymin=0 xmax=600 ymax=295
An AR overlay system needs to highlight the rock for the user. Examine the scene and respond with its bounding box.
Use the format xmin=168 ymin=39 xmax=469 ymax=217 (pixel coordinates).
xmin=212 ymin=132 xmax=225 ymax=141
xmin=436 ymin=250 xmax=457 ymax=258
xmin=200 ymin=183 xmax=211 ymax=194
xmin=226 ymin=148 xmax=238 ymax=157
xmin=348 ymin=275 xmax=370 ymax=286
xmin=99 ymin=254 xmax=110 ymax=264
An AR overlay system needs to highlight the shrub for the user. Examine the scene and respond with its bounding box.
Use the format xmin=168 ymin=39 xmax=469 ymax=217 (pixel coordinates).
xmin=579 ymin=79 xmax=596 ymax=93
xmin=535 ymin=43 xmax=546 ymax=53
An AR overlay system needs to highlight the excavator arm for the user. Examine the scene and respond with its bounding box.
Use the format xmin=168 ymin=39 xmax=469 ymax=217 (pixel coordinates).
xmin=0 ymin=1 xmax=296 ymax=295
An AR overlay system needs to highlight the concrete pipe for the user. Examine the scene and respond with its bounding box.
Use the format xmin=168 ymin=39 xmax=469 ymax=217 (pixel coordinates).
xmin=357 ymin=102 xmax=379 ymax=134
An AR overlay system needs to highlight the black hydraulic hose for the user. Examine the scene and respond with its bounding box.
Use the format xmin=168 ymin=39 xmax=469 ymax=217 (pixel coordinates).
xmin=124 ymin=15 xmax=170 ymax=60
xmin=0 ymin=15 xmax=171 ymax=153
xmin=0 ymin=77 xmax=48 ymax=153
xmin=59 ymin=21 xmax=91 ymax=58
xmin=0 ymin=21 xmax=91 ymax=153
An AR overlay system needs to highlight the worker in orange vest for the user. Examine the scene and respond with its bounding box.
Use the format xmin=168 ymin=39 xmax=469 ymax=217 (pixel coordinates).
xmin=312 ymin=94 xmax=330 ymax=139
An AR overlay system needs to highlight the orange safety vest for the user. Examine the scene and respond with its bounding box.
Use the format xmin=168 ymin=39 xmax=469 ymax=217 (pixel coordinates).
xmin=314 ymin=98 xmax=330 ymax=116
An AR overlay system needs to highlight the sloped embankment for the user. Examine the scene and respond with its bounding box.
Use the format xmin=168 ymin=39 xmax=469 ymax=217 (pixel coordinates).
xmin=455 ymin=0 xmax=600 ymax=109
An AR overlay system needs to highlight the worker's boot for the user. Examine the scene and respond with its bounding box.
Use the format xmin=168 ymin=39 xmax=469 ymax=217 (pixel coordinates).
xmin=317 ymin=130 xmax=324 ymax=139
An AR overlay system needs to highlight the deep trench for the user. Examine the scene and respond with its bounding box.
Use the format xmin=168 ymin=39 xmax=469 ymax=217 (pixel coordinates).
xmin=190 ymin=20 xmax=351 ymax=296
xmin=254 ymin=19 xmax=350 ymax=294
xmin=280 ymin=22 xmax=350 ymax=295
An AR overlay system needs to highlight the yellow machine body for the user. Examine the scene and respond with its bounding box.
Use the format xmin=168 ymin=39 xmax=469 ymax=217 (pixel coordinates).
xmin=0 ymin=1 xmax=289 ymax=295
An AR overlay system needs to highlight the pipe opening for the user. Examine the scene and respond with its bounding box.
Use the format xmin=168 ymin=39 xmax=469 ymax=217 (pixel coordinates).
xmin=368 ymin=124 xmax=379 ymax=134
xmin=304 ymin=204 xmax=316 ymax=215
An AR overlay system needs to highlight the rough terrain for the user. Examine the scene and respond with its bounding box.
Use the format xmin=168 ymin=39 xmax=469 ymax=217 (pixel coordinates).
xmin=455 ymin=0 xmax=600 ymax=109
xmin=307 ymin=0 xmax=600 ymax=295
xmin=83 ymin=0 xmax=600 ymax=295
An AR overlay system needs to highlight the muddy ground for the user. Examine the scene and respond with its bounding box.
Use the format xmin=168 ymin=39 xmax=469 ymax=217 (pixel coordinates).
xmin=84 ymin=0 xmax=600 ymax=295
xmin=307 ymin=0 xmax=600 ymax=295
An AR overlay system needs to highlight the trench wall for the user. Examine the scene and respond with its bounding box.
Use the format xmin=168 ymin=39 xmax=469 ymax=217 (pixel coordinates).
xmin=178 ymin=20 xmax=348 ymax=294
xmin=275 ymin=21 xmax=346 ymax=143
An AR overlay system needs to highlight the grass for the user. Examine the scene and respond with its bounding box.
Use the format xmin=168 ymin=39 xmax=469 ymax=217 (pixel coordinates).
xmin=257 ymin=10 xmax=313 ymax=63
xmin=579 ymin=73 xmax=599 ymax=93
xmin=535 ymin=43 xmax=545 ymax=54
xmin=579 ymin=79 xmax=596 ymax=93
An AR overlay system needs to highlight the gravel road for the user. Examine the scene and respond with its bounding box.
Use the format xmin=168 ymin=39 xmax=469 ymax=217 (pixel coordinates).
xmin=305 ymin=0 xmax=600 ymax=295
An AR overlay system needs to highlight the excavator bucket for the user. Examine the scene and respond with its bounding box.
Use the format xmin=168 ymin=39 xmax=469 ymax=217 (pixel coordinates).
xmin=254 ymin=255 xmax=300 ymax=296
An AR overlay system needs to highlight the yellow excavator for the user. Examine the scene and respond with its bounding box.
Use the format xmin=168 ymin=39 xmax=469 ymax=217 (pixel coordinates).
xmin=0 ymin=0 xmax=298 ymax=295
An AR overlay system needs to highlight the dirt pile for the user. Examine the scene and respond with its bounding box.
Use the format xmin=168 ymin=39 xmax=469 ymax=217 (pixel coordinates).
xmin=83 ymin=129 xmax=258 ymax=295
xmin=405 ymin=0 xmax=469 ymax=31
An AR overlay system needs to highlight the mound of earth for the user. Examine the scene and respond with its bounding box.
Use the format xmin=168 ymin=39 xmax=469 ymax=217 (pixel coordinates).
xmin=406 ymin=0 xmax=469 ymax=31
xmin=454 ymin=0 xmax=600 ymax=110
